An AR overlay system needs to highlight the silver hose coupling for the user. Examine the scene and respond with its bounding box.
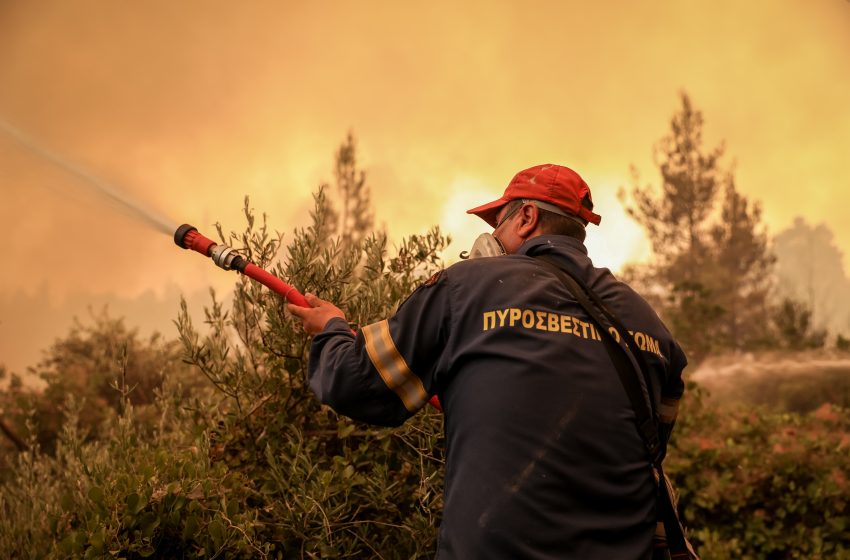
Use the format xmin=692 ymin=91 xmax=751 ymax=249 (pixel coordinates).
xmin=209 ymin=244 xmax=243 ymax=270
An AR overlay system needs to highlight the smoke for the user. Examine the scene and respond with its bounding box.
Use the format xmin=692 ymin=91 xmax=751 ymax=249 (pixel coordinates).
xmin=692 ymin=351 xmax=850 ymax=413
xmin=774 ymin=218 xmax=850 ymax=335
xmin=693 ymin=352 xmax=850 ymax=382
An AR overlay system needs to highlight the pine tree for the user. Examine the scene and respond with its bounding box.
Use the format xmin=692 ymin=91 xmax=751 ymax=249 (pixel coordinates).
xmin=621 ymin=94 xmax=776 ymax=361
xmin=624 ymin=93 xmax=723 ymax=285
xmin=707 ymin=175 xmax=775 ymax=349
xmin=318 ymin=132 xmax=375 ymax=247
xmin=772 ymin=297 xmax=827 ymax=350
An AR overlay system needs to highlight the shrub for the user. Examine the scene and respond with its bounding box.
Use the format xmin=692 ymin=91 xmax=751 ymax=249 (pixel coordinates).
xmin=671 ymin=384 xmax=850 ymax=559
xmin=0 ymin=310 xmax=198 ymax=457
xmin=0 ymin=188 xmax=449 ymax=558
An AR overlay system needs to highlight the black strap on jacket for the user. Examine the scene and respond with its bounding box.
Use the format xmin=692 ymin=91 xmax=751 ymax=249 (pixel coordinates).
xmin=534 ymin=256 xmax=662 ymax=461
xmin=534 ymin=255 xmax=695 ymax=559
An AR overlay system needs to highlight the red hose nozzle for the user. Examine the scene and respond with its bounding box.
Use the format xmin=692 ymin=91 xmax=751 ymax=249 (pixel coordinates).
xmin=174 ymin=224 xmax=216 ymax=256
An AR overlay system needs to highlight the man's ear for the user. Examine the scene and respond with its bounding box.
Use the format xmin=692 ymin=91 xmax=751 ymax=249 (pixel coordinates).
xmin=515 ymin=204 xmax=540 ymax=238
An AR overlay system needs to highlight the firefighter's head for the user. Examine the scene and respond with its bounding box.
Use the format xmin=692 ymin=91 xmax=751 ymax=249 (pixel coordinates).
xmin=466 ymin=164 xmax=601 ymax=254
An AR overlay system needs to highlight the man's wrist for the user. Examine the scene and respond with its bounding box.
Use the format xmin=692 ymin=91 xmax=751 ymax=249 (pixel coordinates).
xmin=321 ymin=316 xmax=351 ymax=333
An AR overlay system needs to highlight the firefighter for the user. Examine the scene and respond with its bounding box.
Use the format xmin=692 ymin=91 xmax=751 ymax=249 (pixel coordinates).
xmin=288 ymin=164 xmax=688 ymax=559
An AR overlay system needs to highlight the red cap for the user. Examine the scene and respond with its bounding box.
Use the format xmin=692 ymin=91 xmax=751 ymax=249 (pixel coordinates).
xmin=467 ymin=164 xmax=601 ymax=228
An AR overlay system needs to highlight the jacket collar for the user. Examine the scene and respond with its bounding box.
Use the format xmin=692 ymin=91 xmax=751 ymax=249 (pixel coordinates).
xmin=516 ymin=235 xmax=593 ymax=279
xmin=517 ymin=234 xmax=589 ymax=257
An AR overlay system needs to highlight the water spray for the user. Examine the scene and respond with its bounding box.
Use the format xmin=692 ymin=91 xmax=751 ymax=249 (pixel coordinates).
xmin=0 ymin=118 xmax=175 ymax=235
xmin=0 ymin=118 xmax=311 ymax=306
xmin=174 ymin=224 xmax=310 ymax=307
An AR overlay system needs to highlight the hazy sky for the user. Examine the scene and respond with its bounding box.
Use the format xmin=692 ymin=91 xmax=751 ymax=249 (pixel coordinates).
xmin=1 ymin=0 xmax=849 ymax=374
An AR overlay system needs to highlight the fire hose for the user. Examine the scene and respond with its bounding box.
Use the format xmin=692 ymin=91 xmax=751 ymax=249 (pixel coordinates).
xmin=174 ymin=224 xmax=442 ymax=411
xmin=174 ymin=224 xmax=309 ymax=307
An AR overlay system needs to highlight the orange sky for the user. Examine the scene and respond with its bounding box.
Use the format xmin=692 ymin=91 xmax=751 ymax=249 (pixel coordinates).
xmin=1 ymin=0 xmax=849 ymax=375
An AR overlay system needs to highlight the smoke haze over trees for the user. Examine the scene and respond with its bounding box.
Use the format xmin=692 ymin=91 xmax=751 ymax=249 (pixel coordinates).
xmin=773 ymin=217 xmax=850 ymax=338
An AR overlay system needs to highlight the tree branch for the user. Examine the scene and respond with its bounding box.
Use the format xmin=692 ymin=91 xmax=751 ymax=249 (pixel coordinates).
xmin=0 ymin=416 xmax=27 ymax=452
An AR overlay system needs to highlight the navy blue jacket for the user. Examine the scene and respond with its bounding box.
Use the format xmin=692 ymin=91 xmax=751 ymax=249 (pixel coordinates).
xmin=308 ymin=235 xmax=687 ymax=560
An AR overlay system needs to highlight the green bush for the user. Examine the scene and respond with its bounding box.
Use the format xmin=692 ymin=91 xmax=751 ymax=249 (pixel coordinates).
xmin=0 ymin=310 xmax=197 ymax=457
xmin=671 ymin=384 xmax=850 ymax=559
xmin=0 ymin=188 xmax=449 ymax=559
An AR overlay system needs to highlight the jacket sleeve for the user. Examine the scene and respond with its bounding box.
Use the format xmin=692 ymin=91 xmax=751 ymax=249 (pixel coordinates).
xmin=658 ymin=340 xmax=687 ymax=445
xmin=306 ymin=272 xmax=453 ymax=427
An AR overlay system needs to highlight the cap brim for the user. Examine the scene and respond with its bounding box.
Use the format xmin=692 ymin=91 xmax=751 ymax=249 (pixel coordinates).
xmin=466 ymin=197 xmax=511 ymax=228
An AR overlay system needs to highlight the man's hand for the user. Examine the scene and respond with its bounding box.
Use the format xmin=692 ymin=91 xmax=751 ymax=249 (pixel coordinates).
xmin=287 ymin=293 xmax=346 ymax=336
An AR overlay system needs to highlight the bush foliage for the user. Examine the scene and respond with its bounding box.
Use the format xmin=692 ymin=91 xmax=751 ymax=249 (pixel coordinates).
xmin=174 ymin=190 xmax=449 ymax=558
xmin=0 ymin=311 xmax=198 ymax=462
xmin=671 ymin=386 xmax=850 ymax=559
xmin=1 ymin=187 xmax=450 ymax=558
